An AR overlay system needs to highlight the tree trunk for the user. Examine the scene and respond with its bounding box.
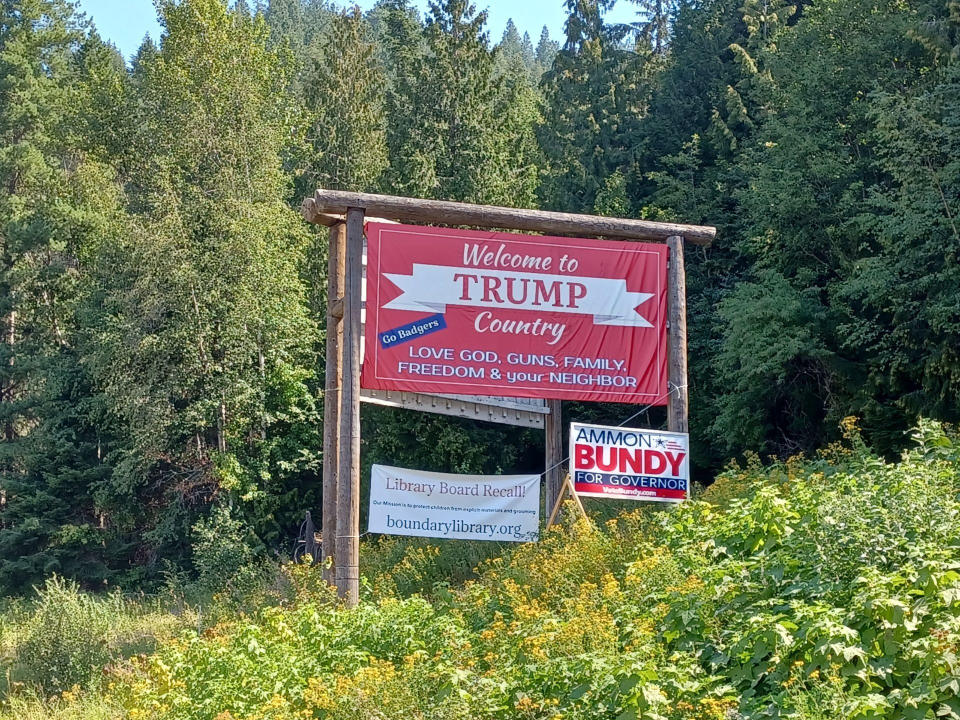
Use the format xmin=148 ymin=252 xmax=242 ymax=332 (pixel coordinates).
xmin=3 ymin=310 xmax=15 ymax=443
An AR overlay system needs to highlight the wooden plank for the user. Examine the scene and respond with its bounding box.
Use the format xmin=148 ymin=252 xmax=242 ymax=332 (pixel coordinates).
xmin=360 ymin=388 xmax=547 ymax=428
xmin=667 ymin=236 xmax=689 ymax=434
xmin=544 ymin=399 xmax=563 ymax=514
xmin=303 ymin=189 xmax=716 ymax=245
xmin=435 ymin=393 xmax=548 ymax=415
xmin=335 ymin=208 xmax=364 ymax=607
xmin=568 ymin=473 xmax=587 ymax=517
xmin=545 ymin=478 xmax=568 ymax=528
xmin=321 ymin=221 xmax=345 ymax=586
xmin=546 ymin=473 xmax=588 ymax=529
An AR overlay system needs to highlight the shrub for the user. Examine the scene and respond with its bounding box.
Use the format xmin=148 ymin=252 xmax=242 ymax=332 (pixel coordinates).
xmin=361 ymin=535 xmax=509 ymax=598
xmin=189 ymin=505 xmax=280 ymax=619
xmin=43 ymin=421 xmax=960 ymax=720
xmin=191 ymin=505 xmax=262 ymax=594
xmin=16 ymin=577 xmax=113 ymax=693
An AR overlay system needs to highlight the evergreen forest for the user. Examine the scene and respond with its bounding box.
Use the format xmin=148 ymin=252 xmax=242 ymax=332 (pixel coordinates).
xmin=1 ymin=1 xmax=960 ymax=716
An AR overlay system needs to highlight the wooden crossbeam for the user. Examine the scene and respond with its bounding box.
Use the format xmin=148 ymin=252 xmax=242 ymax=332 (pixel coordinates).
xmin=302 ymin=190 xmax=716 ymax=246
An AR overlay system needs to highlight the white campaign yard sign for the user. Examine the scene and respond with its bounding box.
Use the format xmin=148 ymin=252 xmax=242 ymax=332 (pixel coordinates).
xmin=570 ymin=422 xmax=690 ymax=503
xmin=368 ymin=464 xmax=540 ymax=542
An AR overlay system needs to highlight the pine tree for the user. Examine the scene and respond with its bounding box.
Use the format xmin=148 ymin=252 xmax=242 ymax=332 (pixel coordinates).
xmin=535 ymin=25 xmax=559 ymax=71
xmin=538 ymin=0 xmax=649 ymax=212
xmin=521 ymin=31 xmax=536 ymax=72
xmin=495 ymin=20 xmax=539 ymax=81
xmin=712 ymin=0 xmax=925 ymax=455
xmin=491 ymin=59 xmax=542 ymax=208
xmin=593 ymin=169 xmax=630 ymax=217
xmin=629 ymin=0 xmax=679 ymax=55
xmin=393 ymin=0 xmax=537 ymax=206
xmin=300 ymin=8 xmax=388 ymax=193
xmin=495 ymin=19 xmax=522 ymax=72
xmin=706 ymin=0 xmax=798 ymax=157
xmin=421 ymin=0 xmax=501 ymax=202
xmin=265 ymin=0 xmax=304 ymax=50
xmin=0 ymin=1 xmax=129 ymax=592
xmin=265 ymin=0 xmax=332 ymax=67
xmin=131 ymin=34 xmax=157 ymax=78
xmin=376 ymin=0 xmax=437 ymax=197
xmin=836 ymin=3 xmax=960 ymax=440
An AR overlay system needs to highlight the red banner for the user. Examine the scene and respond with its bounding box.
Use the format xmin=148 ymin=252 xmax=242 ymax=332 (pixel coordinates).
xmin=361 ymin=223 xmax=668 ymax=404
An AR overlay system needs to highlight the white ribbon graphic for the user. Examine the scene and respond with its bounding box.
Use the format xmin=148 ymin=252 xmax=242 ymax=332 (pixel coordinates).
xmin=382 ymin=264 xmax=654 ymax=327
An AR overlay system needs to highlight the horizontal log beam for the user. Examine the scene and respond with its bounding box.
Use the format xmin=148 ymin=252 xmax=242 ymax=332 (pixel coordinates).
xmin=302 ymin=189 xmax=715 ymax=246
xmin=301 ymin=198 xmax=343 ymax=227
xmin=300 ymin=199 xmax=402 ymax=229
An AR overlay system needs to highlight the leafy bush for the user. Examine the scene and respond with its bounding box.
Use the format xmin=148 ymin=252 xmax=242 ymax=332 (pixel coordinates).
xmin=0 ymin=688 xmax=123 ymax=720
xmin=361 ymin=535 xmax=511 ymax=598
xmin=16 ymin=577 xmax=114 ymax=693
xmin=20 ymin=420 xmax=960 ymax=720
xmin=188 ymin=505 xmax=281 ymax=620
xmin=191 ymin=505 xmax=263 ymax=594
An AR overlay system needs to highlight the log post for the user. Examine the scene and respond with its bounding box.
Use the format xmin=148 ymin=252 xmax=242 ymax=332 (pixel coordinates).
xmin=335 ymin=208 xmax=364 ymax=606
xmin=304 ymin=510 xmax=317 ymax=563
xmin=666 ymin=236 xmax=689 ymax=434
xmin=544 ymin=399 xmax=563 ymax=517
xmin=321 ymin=221 xmax=345 ymax=586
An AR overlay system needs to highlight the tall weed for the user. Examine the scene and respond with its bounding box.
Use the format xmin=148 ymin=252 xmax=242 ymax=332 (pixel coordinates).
xmin=16 ymin=577 xmax=113 ymax=693
xmin=11 ymin=420 xmax=960 ymax=720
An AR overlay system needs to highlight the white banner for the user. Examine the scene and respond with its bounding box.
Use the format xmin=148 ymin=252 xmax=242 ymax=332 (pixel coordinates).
xmin=383 ymin=264 xmax=654 ymax=327
xmin=368 ymin=464 xmax=540 ymax=542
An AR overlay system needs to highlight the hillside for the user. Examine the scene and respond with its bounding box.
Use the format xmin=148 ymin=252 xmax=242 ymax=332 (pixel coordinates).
xmin=2 ymin=419 xmax=958 ymax=719
xmin=2 ymin=1 xmax=959 ymax=718
xmin=3 ymin=0 xmax=960 ymax=596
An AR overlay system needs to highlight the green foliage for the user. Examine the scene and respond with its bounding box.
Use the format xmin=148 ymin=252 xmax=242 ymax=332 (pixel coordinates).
xmin=1 ymin=579 xmax=191 ymax=713
xmin=42 ymin=422 xmax=945 ymax=720
xmin=538 ymin=0 xmax=653 ymax=213
xmin=87 ymin=0 xmax=320 ymax=564
xmin=629 ymin=0 xmax=680 ymax=55
xmin=837 ymin=57 xmax=960 ymax=441
xmin=0 ymin=690 xmax=123 ymax=720
xmin=299 ymin=7 xmax=388 ymax=194
xmin=3 ymin=0 xmax=960 ymax=613
xmin=361 ymin=535 xmax=509 ymax=598
xmin=715 ymin=270 xmax=836 ymax=453
xmin=16 ymin=577 xmax=113 ymax=693
xmin=0 ymin=0 xmax=130 ymax=593
xmin=190 ymin=505 xmax=263 ymax=595
xmin=634 ymin=0 xmax=960 ymax=460
xmin=374 ymin=0 xmax=438 ymax=197
xmin=494 ymin=19 xmax=538 ymax=81
xmin=535 ymin=24 xmax=559 ymax=70
xmin=593 ymin=169 xmax=631 ymax=217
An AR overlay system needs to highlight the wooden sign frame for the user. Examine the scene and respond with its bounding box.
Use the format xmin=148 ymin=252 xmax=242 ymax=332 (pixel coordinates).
xmin=360 ymin=389 xmax=548 ymax=428
xmin=303 ymin=189 xmax=715 ymax=605
xmin=545 ymin=473 xmax=587 ymax=529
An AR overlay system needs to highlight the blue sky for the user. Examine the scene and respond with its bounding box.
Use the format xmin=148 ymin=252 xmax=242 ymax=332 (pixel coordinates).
xmin=75 ymin=1 xmax=639 ymax=62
